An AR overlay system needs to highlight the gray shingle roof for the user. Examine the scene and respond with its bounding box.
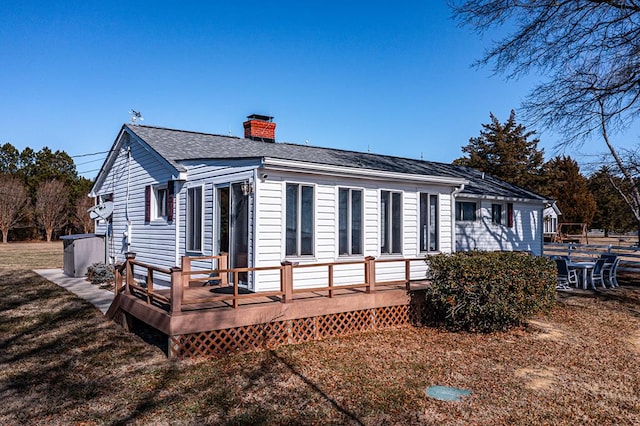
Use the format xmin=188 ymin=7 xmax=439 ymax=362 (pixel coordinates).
xmin=126 ymin=124 xmax=547 ymax=202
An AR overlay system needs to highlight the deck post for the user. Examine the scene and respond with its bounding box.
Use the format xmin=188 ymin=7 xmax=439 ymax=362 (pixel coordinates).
xmin=219 ymin=252 xmax=229 ymax=286
xmin=170 ymin=266 xmax=184 ymax=315
xmin=181 ymin=256 xmax=191 ymax=287
xmin=365 ymin=256 xmax=376 ymax=294
xmin=281 ymin=261 xmax=294 ymax=303
xmin=125 ymin=252 xmax=136 ymax=294
xmin=114 ymin=262 xmax=124 ymax=295
xmin=405 ymin=260 xmax=411 ymax=290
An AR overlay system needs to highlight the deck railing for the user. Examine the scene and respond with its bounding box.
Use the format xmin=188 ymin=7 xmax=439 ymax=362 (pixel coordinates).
xmin=114 ymin=254 xmax=428 ymax=314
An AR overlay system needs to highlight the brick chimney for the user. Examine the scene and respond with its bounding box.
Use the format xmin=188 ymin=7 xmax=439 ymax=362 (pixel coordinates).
xmin=243 ymin=114 xmax=276 ymax=142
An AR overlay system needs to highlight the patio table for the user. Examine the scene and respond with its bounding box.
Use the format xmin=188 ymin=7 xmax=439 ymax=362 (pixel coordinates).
xmin=568 ymin=261 xmax=595 ymax=289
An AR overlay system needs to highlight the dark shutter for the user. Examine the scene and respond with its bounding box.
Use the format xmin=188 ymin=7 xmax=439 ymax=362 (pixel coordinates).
xmin=507 ymin=203 xmax=514 ymax=228
xmin=145 ymin=185 xmax=151 ymax=223
xmin=167 ymin=180 xmax=175 ymax=222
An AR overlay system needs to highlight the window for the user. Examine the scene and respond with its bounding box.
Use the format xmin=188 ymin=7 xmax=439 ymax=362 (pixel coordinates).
xmin=145 ymin=182 xmax=174 ymax=222
xmin=456 ymin=201 xmax=477 ymax=221
xmin=381 ymin=191 xmax=402 ymax=254
xmin=420 ymin=193 xmax=439 ymax=252
xmin=186 ymin=186 xmax=203 ymax=252
xmin=491 ymin=203 xmax=503 ymax=224
xmin=156 ymin=187 xmax=168 ymax=219
xmin=286 ymin=183 xmax=314 ymax=256
xmin=338 ymin=188 xmax=363 ymax=255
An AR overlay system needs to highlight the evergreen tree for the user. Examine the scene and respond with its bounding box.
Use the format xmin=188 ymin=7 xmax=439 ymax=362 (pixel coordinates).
xmin=454 ymin=110 xmax=545 ymax=193
xmin=543 ymin=156 xmax=596 ymax=226
xmin=588 ymin=167 xmax=638 ymax=236
xmin=0 ymin=143 xmax=20 ymax=174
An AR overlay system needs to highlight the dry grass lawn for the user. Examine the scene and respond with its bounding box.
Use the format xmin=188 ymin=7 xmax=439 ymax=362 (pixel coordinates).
xmin=1 ymin=242 xmax=639 ymax=425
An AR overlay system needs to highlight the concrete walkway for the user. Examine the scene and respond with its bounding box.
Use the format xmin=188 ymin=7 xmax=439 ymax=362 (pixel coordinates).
xmin=35 ymin=269 xmax=115 ymax=314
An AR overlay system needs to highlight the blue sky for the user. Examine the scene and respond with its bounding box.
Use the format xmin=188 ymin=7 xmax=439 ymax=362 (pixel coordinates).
xmin=1 ymin=1 xmax=630 ymax=179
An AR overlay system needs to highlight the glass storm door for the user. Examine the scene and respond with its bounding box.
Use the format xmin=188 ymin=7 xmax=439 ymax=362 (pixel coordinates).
xmin=216 ymin=183 xmax=249 ymax=285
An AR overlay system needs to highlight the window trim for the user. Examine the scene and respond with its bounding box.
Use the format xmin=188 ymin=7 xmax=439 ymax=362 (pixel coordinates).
xmin=491 ymin=203 xmax=503 ymax=225
xmin=338 ymin=187 xmax=364 ymax=257
xmin=380 ymin=190 xmax=403 ymax=255
xmin=455 ymin=201 xmax=477 ymax=222
xmin=285 ymin=182 xmax=315 ymax=258
xmin=186 ymin=185 xmax=204 ymax=253
xmin=419 ymin=193 xmax=439 ymax=253
xmin=154 ymin=184 xmax=169 ymax=220
xmin=507 ymin=202 xmax=514 ymax=228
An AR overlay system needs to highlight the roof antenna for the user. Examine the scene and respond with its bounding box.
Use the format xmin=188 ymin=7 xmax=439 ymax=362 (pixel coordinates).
xmin=129 ymin=109 xmax=144 ymax=125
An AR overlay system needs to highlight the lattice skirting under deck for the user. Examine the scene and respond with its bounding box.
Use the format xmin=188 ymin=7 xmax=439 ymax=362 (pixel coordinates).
xmin=169 ymin=304 xmax=422 ymax=360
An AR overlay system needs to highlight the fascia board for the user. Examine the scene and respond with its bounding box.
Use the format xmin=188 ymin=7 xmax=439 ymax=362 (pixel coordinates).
xmin=126 ymin=129 xmax=186 ymax=176
xmin=458 ymin=193 xmax=550 ymax=204
xmin=90 ymin=126 xmax=185 ymax=197
xmin=262 ymin=157 xmax=468 ymax=186
xmin=90 ymin=125 xmax=128 ymax=197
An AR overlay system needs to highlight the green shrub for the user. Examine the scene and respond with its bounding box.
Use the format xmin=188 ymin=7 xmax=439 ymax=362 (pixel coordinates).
xmin=423 ymin=251 xmax=556 ymax=332
xmin=86 ymin=262 xmax=115 ymax=287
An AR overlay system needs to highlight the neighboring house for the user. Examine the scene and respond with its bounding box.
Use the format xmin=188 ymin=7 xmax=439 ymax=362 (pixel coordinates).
xmin=90 ymin=115 xmax=551 ymax=292
xmin=543 ymin=203 xmax=562 ymax=242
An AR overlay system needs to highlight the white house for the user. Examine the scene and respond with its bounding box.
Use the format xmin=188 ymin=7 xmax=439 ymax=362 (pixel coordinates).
xmin=542 ymin=203 xmax=562 ymax=241
xmin=90 ymin=115 xmax=551 ymax=292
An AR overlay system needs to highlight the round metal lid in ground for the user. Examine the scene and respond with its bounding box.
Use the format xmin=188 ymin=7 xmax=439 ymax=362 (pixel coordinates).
xmin=425 ymin=385 xmax=471 ymax=401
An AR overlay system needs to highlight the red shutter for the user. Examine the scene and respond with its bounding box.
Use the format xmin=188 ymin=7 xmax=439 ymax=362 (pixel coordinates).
xmin=167 ymin=180 xmax=175 ymax=222
xmin=507 ymin=203 xmax=514 ymax=228
xmin=145 ymin=185 xmax=151 ymax=223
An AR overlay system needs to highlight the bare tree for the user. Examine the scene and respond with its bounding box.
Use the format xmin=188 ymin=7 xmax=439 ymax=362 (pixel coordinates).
xmin=451 ymin=1 xmax=640 ymax=143
xmin=452 ymin=0 xmax=640 ymax=236
xmin=0 ymin=175 xmax=29 ymax=243
xmin=74 ymin=196 xmax=95 ymax=234
xmin=35 ymin=180 xmax=69 ymax=242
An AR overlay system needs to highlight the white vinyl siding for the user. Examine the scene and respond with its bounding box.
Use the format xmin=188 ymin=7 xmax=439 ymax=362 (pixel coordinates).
xmin=455 ymin=199 xmax=543 ymax=255
xmin=250 ymin=173 xmax=454 ymax=291
xmin=94 ymin=133 xmax=177 ymax=268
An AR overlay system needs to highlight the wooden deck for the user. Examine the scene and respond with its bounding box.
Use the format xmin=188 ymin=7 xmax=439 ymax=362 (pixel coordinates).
xmin=107 ymin=254 xmax=430 ymax=359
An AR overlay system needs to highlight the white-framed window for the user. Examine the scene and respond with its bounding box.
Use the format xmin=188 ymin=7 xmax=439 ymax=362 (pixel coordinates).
xmin=186 ymin=186 xmax=203 ymax=252
xmin=285 ymin=183 xmax=314 ymax=257
xmin=491 ymin=203 xmax=503 ymax=225
xmin=338 ymin=188 xmax=363 ymax=256
xmin=380 ymin=190 xmax=402 ymax=254
xmin=420 ymin=193 xmax=439 ymax=252
xmin=544 ymin=215 xmax=557 ymax=234
xmin=154 ymin=185 xmax=168 ymax=219
xmin=455 ymin=201 xmax=477 ymax=221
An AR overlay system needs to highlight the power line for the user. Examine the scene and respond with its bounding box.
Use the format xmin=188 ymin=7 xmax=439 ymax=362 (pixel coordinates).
xmin=75 ymin=157 xmax=106 ymax=166
xmin=70 ymin=151 xmax=109 ymax=158
xmin=78 ymin=168 xmax=101 ymax=175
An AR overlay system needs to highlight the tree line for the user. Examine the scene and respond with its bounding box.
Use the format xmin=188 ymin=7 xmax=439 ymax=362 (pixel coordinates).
xmin=2 ymin=110 xmax=635 ymax=244
xmin=0 ymin=143 xmax=94 ymax=243
xmin=455 ymin=111 xmax=637 ymax=237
